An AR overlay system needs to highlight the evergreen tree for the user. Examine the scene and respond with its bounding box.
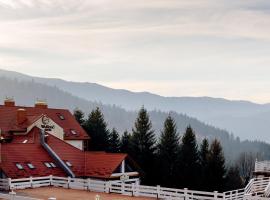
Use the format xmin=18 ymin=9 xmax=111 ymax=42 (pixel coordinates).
xmin=108 ymin=128 xmax=121 ymax=153
xmin=73 ymin=108 xmax=85 ymax=126
xmin=225 ymin=166 xmax=244 ymax=191
xmin=177 ymin=126 xmax=200 ymax=189
xmin=199 ymin=138 xmax=210 ymax=190
xmin=130 ymin=107 xmax=156 ymax=184
xmin=207 ymin=139 xmax=226 ymax=192
xmin=157 ymin=115 xmax=179 ymax=187
xmin=84 ymin=107 xmax=110 ymax=151
xmin=120 ymin=130 xmax=131 ymax=153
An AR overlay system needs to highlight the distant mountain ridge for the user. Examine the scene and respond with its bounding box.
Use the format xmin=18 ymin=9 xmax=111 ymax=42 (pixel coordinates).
xmin=0 ymin=69 xmax=269 ymax=142
xmin=0 ymin=72 xmax=270 ymax=161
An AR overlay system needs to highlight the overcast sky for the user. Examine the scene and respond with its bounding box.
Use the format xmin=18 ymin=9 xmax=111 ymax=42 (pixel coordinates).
xmin=0 ymin=0 xmax=270 ymax=103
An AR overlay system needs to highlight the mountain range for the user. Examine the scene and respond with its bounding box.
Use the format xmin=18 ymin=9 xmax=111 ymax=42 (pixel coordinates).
xmin=0 ymin=69 xmax=269 ymax=142
xmin=0 ymin=68 xmax=270 ymax=162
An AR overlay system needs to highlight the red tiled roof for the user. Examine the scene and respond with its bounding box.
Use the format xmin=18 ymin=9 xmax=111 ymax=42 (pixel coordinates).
xmin=1 ymin=126 xmax=131 ymax=179
xmin=85 ymin=152 xmax=127 ymax=178
xmin=1 ymin=128 xmax=66 ymax=178
xmin=0 ymin=105 xmax=89 ymax=140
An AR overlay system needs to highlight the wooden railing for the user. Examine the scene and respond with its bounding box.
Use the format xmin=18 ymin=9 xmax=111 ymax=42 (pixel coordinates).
xmin=0 ymin=175 xmax=270 ymax=200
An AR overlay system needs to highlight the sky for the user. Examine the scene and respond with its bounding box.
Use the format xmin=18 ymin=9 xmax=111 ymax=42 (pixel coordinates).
xmin=0 ymin=0 xmax=270 ymax=103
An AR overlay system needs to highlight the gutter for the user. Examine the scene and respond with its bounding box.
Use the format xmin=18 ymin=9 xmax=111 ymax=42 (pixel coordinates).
xmin=40 ymin=129 xmax=75 ymax=178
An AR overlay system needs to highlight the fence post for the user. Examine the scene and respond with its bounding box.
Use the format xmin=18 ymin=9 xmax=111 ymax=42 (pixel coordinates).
xmin=214 ymin=191 xmax=218 ymax=200
xmin=157 ymin=185 xmax=160 ymax=199
xmin=87 ymin=178 xmax=91 ymax=191
xmin=67 ymin=176 xmax=71 ymax=189
xmin=131 ymin=183 xmax=135 ymax=196
xmin=121 ymin=181 xmax=124 ymax=194
xmin=8 ymin=178 xmax=12 ymax=190
xmin=29 ymin=176 xmax=33 ymax=188
xmin=222 ymin=192 xmax=226 ymax=200
xmin=184 ymin=188 xmax=188 ymax=200
xmin=49 ymin=175 xmax=53 ymax=186
xmin=105 ymin=181 xmax=110 ymax=193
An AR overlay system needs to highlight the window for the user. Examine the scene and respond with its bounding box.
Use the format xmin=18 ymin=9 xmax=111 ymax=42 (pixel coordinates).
xmin=66 ymin=161 xmax=72 ymax=167
xmin=57 ymin=113 xmax=65 ymax=120
xmin=44 ymin=162 xmax=52 ymax=168
xmin=70 ymin=129 xmax=77 ymax=135
xmin=50 ymin=162 xmax=56 ymax=168
xmin=15 ymin=163 xmax=24 ymax=170
xmin=27 ymin=163 xmax=35 ymax=169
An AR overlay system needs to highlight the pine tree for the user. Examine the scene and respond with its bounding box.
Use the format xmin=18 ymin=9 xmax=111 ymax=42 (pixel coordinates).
xmin=199 ymin=138 xmax=210 ymax=190
xmin=130 ymin=107 xmax=156 ymax=184
xmin=120 ymin=130 xmax=131 ymax=153
xmin=108 ymin=128 xmax=121 ymax=153
xmin=225 ymin=166 xmax=244 ymax=191
xmin=177 ymin=126 xmax=200 ymax=189
xmin=157 ymin=115 xmax=179 ymax=187
xmin=207 ymin=139 xmax=226 ymax=192
xmin=73 ymin=108 xmax=85 ymax=126
xmin=84 ymin=107 xmax=110 ymax=151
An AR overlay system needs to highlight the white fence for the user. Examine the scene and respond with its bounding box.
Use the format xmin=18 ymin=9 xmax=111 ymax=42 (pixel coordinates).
xmin=0 ymin=175 xmax=269 ymax=200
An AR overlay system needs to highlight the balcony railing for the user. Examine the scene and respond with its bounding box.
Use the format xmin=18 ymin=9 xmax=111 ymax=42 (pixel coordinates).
xmin=255 ymin=161 xmax=270 ymax=173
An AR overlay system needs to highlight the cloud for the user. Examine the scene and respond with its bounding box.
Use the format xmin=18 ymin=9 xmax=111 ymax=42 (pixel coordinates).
xmin=0 ymin=0 xmax=270 ymax=102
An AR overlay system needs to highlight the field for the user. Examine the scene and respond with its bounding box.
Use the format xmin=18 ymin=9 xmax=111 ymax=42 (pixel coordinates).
xmin=16 ymin=187 xmax=155 ymax=200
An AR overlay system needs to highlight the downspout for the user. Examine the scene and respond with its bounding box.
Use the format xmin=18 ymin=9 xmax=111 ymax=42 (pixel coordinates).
xmin=40 ymin=129 xmax=75 ymax=178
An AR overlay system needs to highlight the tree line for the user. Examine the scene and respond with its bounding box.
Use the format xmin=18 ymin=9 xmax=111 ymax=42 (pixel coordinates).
xmin=74 ymin=107 xmax=247 ymax=192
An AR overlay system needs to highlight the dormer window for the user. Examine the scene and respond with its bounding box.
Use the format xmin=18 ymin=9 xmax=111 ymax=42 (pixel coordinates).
xmin=57 ymin=113 xmax=65 ymax=120
xmin=66 ymin=161 xmax=72 ymax=167
xmin=50 ymin=162 xmax=56 ymax=168
xmin=27 ymin=163 xmax=35 ymax=169
xmin=44 ymin=162 xmax=52 ymax=168
xmin=70 ymin=129 xmax=77 ymax=135
xmin=15 ymin=163 xmax=24 ymax=170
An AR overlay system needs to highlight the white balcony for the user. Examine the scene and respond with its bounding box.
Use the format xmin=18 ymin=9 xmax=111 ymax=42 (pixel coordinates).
xmin=255 ymin=161 xmax=270 ymax=173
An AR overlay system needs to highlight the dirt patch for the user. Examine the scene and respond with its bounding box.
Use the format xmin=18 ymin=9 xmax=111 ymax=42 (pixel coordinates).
xmin=16 ymin=187 xmax=154 ymax=200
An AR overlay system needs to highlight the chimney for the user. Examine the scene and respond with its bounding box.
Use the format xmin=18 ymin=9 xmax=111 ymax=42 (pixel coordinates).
xmin=4 ymin=98 xmax=15 ymax=107
xmin=17 ymin=108 xmax=27 ymax=124
xmin=35 ymin=100 xmax=48 ymax=109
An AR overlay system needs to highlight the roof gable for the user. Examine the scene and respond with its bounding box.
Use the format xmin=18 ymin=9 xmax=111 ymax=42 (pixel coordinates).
xmin=0 ymin=105 xmax=89 ymax=140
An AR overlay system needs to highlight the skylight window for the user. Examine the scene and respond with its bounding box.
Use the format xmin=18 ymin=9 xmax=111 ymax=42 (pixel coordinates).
xmin=66 ymin=161 xmax=72 ymax=167
xmin=27 ymin=163 xmax=35 ymax=169
xmin=70 ymin=129 xmax=77 ymax=135
xmin=15 ymin=163 xmax=24 ymax=170
xmin=44 ymin=162 xmax=52 ymax=168
xmin=50 ymin=162 xmax=56 ymax=168
xmin=57 ymin=113 xmax=65 ymax=120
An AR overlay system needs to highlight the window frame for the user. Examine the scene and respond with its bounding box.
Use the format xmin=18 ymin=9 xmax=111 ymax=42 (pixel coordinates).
xmin=65 ymin=161 xmax=72 ymax=167
xmin=57 ymin=113 xmax=65 ymax=120
xmin=50 ymin=162 xmax=56 ymax=168
xmin=44 ymin=162 xmax=52 ymax=168
xmin=15 ymin=163 xmax=24 ymax=170
xmin=27 ymin=163 xmax=35 ymax=169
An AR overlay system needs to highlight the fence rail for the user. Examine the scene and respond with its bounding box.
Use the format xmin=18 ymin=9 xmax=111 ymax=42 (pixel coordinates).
xmin=0 ymin=175 xmax=269 ymax=200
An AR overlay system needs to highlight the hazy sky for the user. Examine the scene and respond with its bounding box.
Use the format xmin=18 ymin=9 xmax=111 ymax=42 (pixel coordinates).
xmin=0 ymin=0 xmax=270 ymax=103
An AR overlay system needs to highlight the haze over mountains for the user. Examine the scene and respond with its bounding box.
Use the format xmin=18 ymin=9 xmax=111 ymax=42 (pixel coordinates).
xmin=0 ymin=69 xmax=269 ymax=142
xmin=1 ymin=68 xmax=270 ymax=162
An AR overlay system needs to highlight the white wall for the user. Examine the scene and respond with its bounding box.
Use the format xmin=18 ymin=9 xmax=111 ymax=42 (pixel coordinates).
xmin=66 ymin=140 xmax=83 ymax=150
xmin=27 ymin=117 xmax=64 ymax=140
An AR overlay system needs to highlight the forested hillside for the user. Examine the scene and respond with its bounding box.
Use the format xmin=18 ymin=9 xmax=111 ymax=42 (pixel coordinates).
xmin=0 ymin=76 xmax=270 ymax=161
xmin=1 ymin=69 xmax=270 ymax=142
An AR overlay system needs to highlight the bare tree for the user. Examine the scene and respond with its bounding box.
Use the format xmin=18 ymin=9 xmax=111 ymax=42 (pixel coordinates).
xmin=237 ymin=152 xmax=258 ymax=185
